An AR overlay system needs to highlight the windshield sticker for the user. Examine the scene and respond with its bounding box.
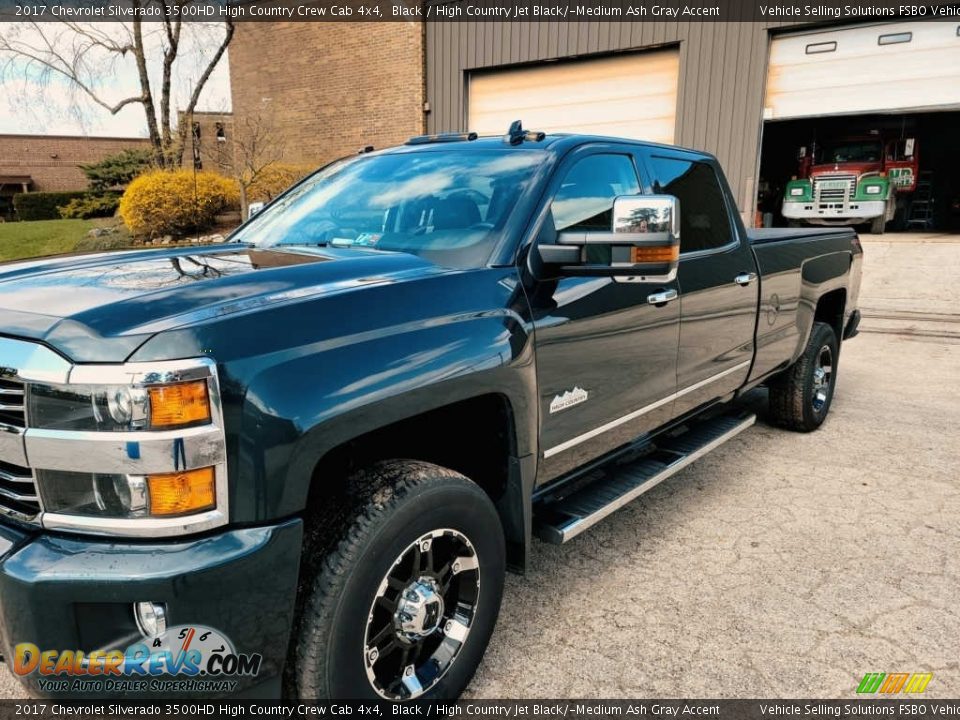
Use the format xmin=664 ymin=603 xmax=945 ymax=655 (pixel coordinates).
xmin=354 ymin=233 xmax=382 ymax=247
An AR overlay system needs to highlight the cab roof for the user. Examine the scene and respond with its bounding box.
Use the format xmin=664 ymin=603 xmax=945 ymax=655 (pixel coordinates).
xmin=376 ymin=131 xmax=713 ymax=164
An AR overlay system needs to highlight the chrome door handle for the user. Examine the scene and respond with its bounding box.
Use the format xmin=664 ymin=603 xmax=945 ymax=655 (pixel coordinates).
xmin=647 ymin=288 xmax=678 ymax=306
xmin=734 ymin=272 xmax=758 ymax=286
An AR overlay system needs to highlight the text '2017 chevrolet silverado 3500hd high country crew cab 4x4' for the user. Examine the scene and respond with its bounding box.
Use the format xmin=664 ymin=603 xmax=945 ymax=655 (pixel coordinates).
xmin=0 ymin=124 xmax=862 ymax=700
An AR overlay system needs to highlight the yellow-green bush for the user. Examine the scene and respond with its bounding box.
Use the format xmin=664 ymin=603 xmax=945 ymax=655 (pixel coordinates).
xmin=119 ymin=170 xmax=239 ymax=238
xmin=247 ymin=164 xmax=315 ymax=204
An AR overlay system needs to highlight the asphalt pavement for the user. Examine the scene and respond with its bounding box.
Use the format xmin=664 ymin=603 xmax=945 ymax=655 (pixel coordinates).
xmin=1 ymin=233 xmax=957 ymax=699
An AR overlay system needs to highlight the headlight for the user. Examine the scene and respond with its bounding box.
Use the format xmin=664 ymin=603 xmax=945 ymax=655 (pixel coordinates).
xmin=865 ymin=185 xmax=882 ymax=195
xmin=38 ymin=470 xmax=149 ymax=518
xmin=37 ymin=467 xmax=215 ymax=519
xmin=22 ymin=358 xmax=227 ymax=537
xmin=27 ymin=379 xmax=210 ymax=431
xmin=789 ymin=187 xmax=805 ymax=197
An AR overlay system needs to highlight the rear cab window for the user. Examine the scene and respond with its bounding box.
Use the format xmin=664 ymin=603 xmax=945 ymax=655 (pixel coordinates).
xmin=646 ymin=155 xmax=733 ymax=254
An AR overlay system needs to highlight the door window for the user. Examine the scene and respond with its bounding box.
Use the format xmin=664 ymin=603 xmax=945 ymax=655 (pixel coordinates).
xmin=647 ymin=156 xmax=733 ymax=253
xmin=551 ymin=154 xmax=641 ymax=232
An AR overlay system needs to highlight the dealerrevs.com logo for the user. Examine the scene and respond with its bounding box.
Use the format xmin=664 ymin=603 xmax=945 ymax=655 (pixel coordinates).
xmin=13 ymin=625 xmax=262 ymax=694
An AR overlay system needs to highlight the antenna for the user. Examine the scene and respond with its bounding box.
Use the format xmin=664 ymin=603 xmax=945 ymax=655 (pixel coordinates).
xmin=504 ymin=120 xmax=546 ymax=145
xmin=504 ymin=120 xmax=525 ymax=145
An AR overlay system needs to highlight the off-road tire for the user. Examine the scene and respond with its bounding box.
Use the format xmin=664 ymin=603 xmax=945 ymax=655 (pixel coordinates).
xmin=768 ymin=321 xmax=839 ymax=432
xmin=292 ymin=460 xmax=505 ymax=700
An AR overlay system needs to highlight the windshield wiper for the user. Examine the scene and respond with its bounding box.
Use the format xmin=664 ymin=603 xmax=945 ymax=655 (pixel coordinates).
xmin=261 ymin=240 xmax=330 ymax=249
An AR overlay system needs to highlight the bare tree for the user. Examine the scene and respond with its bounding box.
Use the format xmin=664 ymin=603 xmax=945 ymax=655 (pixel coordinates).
xmin=0 ymin=7 xmax=233 ymax=168
xmin=228 ymin=110 xmax=289 ymax=221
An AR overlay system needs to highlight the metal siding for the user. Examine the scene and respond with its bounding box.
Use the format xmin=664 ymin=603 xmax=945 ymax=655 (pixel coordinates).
xmin=426 ymin=22 xmax=778 ymax=222
xmin=725 ymin=22 xmax=750 ymax=202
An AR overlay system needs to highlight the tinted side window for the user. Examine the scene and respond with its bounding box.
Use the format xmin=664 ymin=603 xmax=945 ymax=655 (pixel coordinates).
xmin=647 ymin=156 xmax=732 ymax=253
xmin=551 ymin=154 xmax=641 ymax=232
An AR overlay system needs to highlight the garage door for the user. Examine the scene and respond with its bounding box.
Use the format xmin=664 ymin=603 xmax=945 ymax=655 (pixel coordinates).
xmin=765 ymin=21 xmax=960 ymax=120
xmin=468 ymin=50 xmax=679 ymax=144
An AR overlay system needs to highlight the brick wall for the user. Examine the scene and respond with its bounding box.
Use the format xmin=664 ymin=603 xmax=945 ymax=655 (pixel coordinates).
xmin=0 ymin=134 xmax=152 ymax=192
xmin=229 ymin=22 xmax=425 ymax=169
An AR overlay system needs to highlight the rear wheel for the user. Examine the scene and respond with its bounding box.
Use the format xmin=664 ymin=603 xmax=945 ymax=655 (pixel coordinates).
xmin=892 ymin=199 xmax=910 ymax=231
xmin=293 ymin=460 xmax=505 ymax=700
xmin=768 ymin=321 xmax=839 ymax=432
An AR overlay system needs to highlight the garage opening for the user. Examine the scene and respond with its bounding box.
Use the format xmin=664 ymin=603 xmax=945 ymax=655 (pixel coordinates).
xmin=758 ymin=112 xmax=960 ymax=233
xmin=756 ymin=21 xmax=960 ymax=234
xmin=467 ymin=49 xmax=680 ymax=145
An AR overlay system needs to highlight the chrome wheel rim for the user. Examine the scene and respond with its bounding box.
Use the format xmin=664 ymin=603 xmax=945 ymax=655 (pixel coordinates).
xmin=364 ymin=528 xmax=480 ymax=699
xmin=811 ymin=344 xmax=833 ymax=413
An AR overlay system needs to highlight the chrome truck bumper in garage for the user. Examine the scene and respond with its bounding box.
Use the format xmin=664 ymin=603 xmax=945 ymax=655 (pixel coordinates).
xmin=782 ymin=199 xmax=886 ymax=225
xmin=0 ymin=336 xmax=302 ymax=697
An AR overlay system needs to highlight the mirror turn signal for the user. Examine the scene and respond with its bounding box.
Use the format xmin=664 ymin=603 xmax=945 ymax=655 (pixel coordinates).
xmin=631 ymin=245 xmax=679 ymax=263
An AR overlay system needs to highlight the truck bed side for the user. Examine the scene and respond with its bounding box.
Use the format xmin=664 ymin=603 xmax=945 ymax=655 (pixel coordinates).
xmin=747 ymin=227 xmax=863 ymax=384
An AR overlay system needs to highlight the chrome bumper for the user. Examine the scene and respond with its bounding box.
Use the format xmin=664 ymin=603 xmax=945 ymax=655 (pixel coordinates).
xmin=782 ymin=199 xmax=886 ymax=222
xmin=0 ymin=336 xmax=228 ymax=537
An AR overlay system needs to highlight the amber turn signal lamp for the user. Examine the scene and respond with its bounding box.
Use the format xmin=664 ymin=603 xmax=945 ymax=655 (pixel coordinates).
xmin=147 ymin=467 xmax=216 ymax=516
xmin=631 ymin=245 xmax=679 ymax=263
xmin=148 ymin=380 xmax=211 ymax=428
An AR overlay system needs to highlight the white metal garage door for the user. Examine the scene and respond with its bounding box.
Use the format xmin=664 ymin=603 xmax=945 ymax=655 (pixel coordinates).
xmin=468 ymin=50 xmax=679 ymax=144
xmin=765 ymin=21 xmax=960 ymax=120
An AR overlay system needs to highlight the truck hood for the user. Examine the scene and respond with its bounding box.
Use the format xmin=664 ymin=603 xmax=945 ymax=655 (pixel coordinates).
xmin=0 ymin=243 xmax=449 ymax=362
xmin=810 ymin=161 xmax=881 ymax=177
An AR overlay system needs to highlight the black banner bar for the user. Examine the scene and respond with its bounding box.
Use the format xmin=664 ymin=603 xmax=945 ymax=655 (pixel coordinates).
xmin=1 ymin=700 xmax=960 ymax=719
xmin=1 ymin=0 xmax=960 ymax=22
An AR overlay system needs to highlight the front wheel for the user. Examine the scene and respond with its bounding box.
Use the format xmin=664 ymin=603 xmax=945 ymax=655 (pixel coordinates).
xmin=869 ymin=215 xmax=886 ymax=234
xmin=768 ymin=321 xmax=839 ymax=432
xmin=292 ymin=460 xmax=505 ymax=700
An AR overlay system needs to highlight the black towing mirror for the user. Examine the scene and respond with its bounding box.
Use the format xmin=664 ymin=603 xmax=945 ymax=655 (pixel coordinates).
xmin=539 ymin=195 xmax=680 ymax=283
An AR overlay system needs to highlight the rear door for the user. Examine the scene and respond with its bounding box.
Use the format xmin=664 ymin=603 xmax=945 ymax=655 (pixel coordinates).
xmin=530 ymin=145 xmax=680 ymax=482
xmin=641 ymin=152 xmax=758 ymax=415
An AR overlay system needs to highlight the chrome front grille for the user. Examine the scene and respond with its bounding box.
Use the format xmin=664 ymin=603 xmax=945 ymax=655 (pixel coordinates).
xmin=0 ymin=377 xmax=25 ymax=428
xmin=0 ymin=367 xmax=39 ymax=523
xmin=0 ymin=458 xmax=40 ymax=518
xmin=813 ymin=175 xmax=857 ymax=204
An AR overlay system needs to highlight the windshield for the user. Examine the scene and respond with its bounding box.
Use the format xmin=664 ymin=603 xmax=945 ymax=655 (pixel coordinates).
xmin=820 ymin=141 xmax=882 ymax=164
xmin=233 ymin=149 xmax=545 ymax=269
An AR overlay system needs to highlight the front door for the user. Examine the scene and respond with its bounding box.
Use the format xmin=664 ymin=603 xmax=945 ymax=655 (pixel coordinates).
xmin=528 ymin=146 xmax=680 ymax=482
xmin=641 ymin=152 xmax=758 ymax=415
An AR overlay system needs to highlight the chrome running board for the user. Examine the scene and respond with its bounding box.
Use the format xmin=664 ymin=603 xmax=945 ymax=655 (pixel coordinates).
xmin=534 ymin=410 xmax=756 ymax=544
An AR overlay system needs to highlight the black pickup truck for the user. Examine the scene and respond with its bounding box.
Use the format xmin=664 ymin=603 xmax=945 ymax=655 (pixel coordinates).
xmin=0 ymin=126 xmax=861 ymax=700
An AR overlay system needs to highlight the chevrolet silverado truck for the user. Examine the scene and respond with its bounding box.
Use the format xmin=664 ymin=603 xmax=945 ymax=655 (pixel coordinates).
xmin=782 ymin=134 xmax=919 ymax=234
xmin=0 ymin=125 xmax=862 ymax=700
